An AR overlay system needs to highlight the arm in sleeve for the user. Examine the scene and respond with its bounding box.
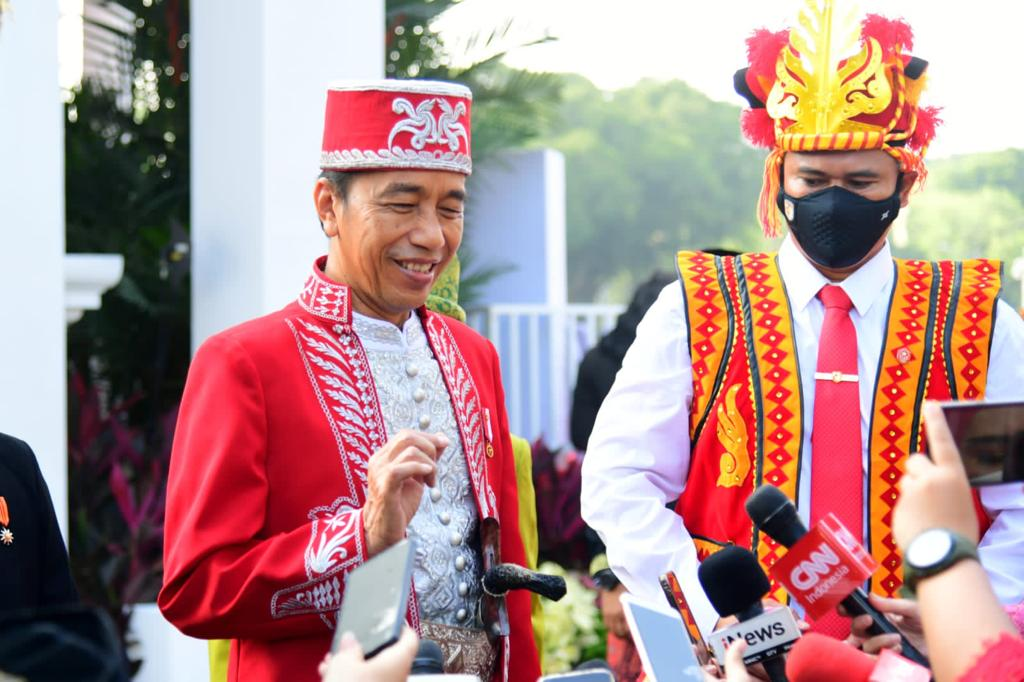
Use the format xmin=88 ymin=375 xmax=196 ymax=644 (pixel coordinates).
xmin=489 ymin=345 xmax=542 ymax=682
xmin=976 ymin=298 xmax=1024 ymax=604
xmin=158 ymin=333 xmax=367 ymax=639
xmin=580 ymin=283 xmax=720 ymax=636
xmin=22 ymin=440 xmax=79 ymax=607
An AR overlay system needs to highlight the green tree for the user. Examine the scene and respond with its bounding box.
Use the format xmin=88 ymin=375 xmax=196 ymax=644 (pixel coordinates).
xmin=385 ymin=0 xmax=563 ymax=303
xmin=895 ymin=150 xmax=1024 ymax=308
xmin=65 ymin=0 xmax=190 ymax=664
xmin=539 ymin=76 xmax=770 ymax=302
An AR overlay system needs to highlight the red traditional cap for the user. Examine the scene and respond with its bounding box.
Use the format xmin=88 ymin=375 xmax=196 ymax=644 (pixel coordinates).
xmin=320 ymin=79 xmax=473 ymax=175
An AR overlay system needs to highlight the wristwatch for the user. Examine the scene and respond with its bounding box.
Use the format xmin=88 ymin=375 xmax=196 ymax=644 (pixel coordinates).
xmin=902 ymin=528 xmax=978 ymax=596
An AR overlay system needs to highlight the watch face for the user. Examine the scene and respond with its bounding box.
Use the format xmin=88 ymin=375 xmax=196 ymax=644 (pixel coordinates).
xmin=907 ymin=529 xmax=954 ymax=569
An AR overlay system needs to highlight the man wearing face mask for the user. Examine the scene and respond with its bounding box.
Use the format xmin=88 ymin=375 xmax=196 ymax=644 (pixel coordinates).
xmin=581 ymin=2 xmax=1024 ymax=645
xmin=159 ymin=81 xmax=539 ymax=682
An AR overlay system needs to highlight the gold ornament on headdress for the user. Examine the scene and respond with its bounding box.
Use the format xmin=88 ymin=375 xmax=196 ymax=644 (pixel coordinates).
xmin=768 ymin=0 xmax=893 ymax=145
xmin=751 ymin=0 xmax=930 ymax=237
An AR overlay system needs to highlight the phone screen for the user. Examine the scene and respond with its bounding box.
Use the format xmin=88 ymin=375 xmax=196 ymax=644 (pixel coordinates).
xmin=620 ymin=594 xmax=705 ymax=681
xmin=332 ymin=538 xmax=415 ymax=657
xmin=940 ymin=400 xmax=1024 ymax=486
xmin=659 ymin=571 xmax=711 ymax=665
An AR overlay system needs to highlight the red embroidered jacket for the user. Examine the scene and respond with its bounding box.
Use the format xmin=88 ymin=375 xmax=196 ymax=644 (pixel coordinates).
xmin=158 ymin=260 xmax=539 ymax=682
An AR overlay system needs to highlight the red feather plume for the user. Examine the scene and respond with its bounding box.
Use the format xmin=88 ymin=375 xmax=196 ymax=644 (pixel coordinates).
xmin=746 ymin=28 xmax=790 ymax=80
xmin=909 ymin=105 xmax=942 ymax=151
xmin=861 ymin=14 xmax=914 ymax=58
xmin=741 ymin=108 xmax=777 ymax=148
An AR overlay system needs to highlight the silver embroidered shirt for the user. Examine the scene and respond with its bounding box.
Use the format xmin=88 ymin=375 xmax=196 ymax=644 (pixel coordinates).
xmin=353 ymin=312 xmax=483 ymax=628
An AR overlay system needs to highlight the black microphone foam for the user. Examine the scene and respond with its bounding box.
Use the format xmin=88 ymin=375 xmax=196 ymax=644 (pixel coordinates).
xmin=409 ymin=638 xmax=444 ymax=675
xmin=745 ymin=484 xmax=807 ymax=547
xmin=697 ymin=545 xmax=771 ymax=618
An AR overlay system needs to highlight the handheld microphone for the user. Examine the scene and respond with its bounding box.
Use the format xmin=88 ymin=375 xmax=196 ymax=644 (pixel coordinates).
xmin=785 ymin=632 xmax=930 ymax=682
xmin=698 ymin=545 xmax=797 ymax=682
xmin=745 ymin=485 xmax=930 ymax=667
xmin=409 ymin=639 xmax=444 ymax=675
xmin=481 ymin=563 xmax=567 ymax=601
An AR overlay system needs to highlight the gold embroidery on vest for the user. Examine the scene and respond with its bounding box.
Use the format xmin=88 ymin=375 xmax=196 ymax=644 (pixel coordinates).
xmin=740 ymin=254 xmax=803 ymax=604
xmin=949 ymin=259 xmax=1001 ymax=401
xmin=678 ymin=252 xmax=733 ymax=440
xmin=716 ymin=384 xmax=751 ymax=488
xmin=868 ymin=260 xmax=934 ymax=597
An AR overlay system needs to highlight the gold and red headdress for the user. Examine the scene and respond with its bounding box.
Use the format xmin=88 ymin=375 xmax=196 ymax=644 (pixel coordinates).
xmin=735 ymin=0 xmax=941 ymax=236
xmin=320 ymin=79 xmax=473 ymax=175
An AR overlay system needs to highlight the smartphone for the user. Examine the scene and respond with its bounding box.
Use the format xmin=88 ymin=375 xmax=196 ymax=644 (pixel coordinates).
xmin=940 ymin=400 xmax=1024 ymax=486
xmin=659 ymin=571 xmax=712 ymax=665
xmin=620 ymin=593 xmax=705 ymax=681
xmin=332 ymin=538 xmax=415 ymax=657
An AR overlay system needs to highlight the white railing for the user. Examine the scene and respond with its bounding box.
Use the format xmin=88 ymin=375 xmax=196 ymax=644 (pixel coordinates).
xmin=466 ymin=303 xmax=625 ymax=448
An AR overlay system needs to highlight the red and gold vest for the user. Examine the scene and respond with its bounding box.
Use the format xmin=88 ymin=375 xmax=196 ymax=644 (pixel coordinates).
xmin=674 ymin=251 xmax=1002 ymax=600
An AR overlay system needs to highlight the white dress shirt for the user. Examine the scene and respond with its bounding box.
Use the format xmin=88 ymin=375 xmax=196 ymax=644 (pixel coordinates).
xmin=581 ymin=236 xmax=1024 ymax=636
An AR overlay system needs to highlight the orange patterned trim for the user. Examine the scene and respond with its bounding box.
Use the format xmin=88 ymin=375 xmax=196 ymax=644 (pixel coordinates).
xmin=948 ymin=260 xmax=1001 ymax=400
xmin=867 ymin=260 xmax=935 ymax=596
xmin=692 ymin=536 xmax=728 ymax=563
xmin=739 ymin=254 xmax=803 ymax=604
xmin=677 ymin=251 xmax=733 ymax=441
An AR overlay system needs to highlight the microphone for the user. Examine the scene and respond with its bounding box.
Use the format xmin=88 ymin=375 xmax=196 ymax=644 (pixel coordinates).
xmin=698 ymin=545 xmax=798 ymax=682
xmin=409 ymin=639 xmax=444 ymax=675
xmin=745 ymin=485 xmax=930 ymax=667
xmin=481 ymin=563 xmax=567 ymax=601
xmin=786 ymin=632 xmax=930 ymax=682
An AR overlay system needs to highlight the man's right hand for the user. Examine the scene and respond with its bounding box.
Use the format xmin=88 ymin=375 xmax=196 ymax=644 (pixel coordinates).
xmin=363 ymin=430 xmax=449 ymax=557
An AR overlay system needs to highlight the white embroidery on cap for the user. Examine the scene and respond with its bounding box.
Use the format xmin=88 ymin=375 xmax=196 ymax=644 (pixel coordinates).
xmin=388 ymin=97 xmax=469 ymax=153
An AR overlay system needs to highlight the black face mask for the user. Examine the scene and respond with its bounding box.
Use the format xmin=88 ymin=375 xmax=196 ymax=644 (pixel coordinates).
xmin=777 ymin=183 xmax=901 ymax=269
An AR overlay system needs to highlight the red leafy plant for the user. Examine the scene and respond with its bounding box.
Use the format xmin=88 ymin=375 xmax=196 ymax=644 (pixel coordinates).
xmin=68 ymin=371 xmax=175 ymax=673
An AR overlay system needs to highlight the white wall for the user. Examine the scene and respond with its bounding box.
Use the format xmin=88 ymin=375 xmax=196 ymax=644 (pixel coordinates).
xmin=467 ymin=148 xmax=568 ymax=306
xmin=190 ymin=0 xmax=385 ymax=348
xmin=0 ymin=0 xmax=69 ymax=536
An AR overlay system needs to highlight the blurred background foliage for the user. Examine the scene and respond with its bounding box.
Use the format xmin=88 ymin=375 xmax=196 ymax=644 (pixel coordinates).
xmin=65 ymin=0 xmax=190 ymax=661
xmin=59 ymin=0 xmax=1024 ymax=671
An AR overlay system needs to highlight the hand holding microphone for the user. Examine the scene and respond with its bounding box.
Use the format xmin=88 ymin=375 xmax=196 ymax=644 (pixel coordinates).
xmin=745 ymin=484 xmax=930 ymax=667
xmin=698 ymin=545 xmax=800 ymax=682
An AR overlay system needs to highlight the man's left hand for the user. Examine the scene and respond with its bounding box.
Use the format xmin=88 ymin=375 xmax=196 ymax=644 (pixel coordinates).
xmin=843 ymin=593 xmax=927 ymax=656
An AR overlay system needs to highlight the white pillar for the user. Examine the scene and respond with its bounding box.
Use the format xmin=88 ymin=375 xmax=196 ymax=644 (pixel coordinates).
xmin=191 ymin=0 xmax=384 ymax=348
xmin=469 ymin=149 xmax=568 ymax=307
xmin=0 ymin=0 xmax=69 ymax=537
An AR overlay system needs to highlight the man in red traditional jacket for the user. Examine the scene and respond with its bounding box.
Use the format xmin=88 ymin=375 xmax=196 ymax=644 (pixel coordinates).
xmin=159 ymin=80 xmax=539 ymax=682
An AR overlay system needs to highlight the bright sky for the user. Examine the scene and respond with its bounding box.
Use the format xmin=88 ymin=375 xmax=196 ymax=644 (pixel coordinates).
xmin=436 ymin=0 xmax=1024 ymax=158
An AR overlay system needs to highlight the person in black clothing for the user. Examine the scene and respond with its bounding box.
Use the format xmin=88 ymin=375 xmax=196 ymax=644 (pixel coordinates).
xmin=0 ymin=432 xmax=78 ymax=610
xmin=571 ymin=272 xmax=676 ymax=452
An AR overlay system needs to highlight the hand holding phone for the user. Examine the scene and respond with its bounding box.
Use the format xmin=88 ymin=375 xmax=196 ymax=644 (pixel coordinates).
xmin=332 ymin=538 xmax=415 ymax=658
xmin=940 ymin=399 xmax=1024 ymax=486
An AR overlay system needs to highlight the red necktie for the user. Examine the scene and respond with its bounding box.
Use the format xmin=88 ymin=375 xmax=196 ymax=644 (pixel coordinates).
xmin=810 ymin=284 xmax=862 ymax=638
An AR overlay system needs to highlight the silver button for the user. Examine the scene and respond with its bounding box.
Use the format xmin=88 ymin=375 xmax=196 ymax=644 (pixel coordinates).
xmin=458 ymin=582 xmax=468 ymax=596
xmin=418 ymin=414 xmax=431 ymax=429
xmin=455 ymin=556 xmax=466 ymax=571
xmin=413 ymin=388 xmax=427 ymax=403
xmin=406 ymin=363 xmax=419 ymax=378
xmin=449 ymin=532 xmax=462 ymax=546
xmin=439 ymin=512 xmax=451 ymax=525
xmin=456 ymin=608 xmax=467 ymax=621
xmin=430 ymin=488 xmax=441 ymax=502
xmin=491 ymin=623 xmax=502 ymax=637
